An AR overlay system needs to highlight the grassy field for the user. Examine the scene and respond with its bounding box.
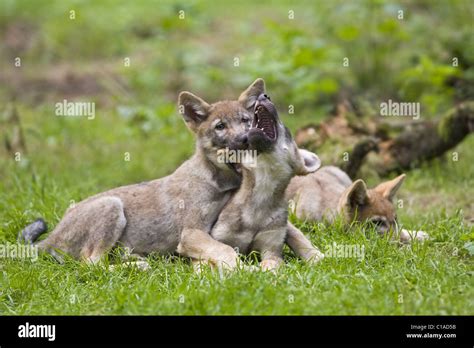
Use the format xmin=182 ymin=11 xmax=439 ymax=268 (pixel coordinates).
xmin=0 ymin=0 xmax=473 ymax=315
xmin=0 ymin=134 xmax=473 ymax=315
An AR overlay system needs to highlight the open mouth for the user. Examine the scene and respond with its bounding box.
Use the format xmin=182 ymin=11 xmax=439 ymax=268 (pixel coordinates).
xmin=252 ymin=103 xmax=278 ymax=141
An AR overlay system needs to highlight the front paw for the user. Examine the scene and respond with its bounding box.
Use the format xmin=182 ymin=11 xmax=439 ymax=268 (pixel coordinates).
xmin=216 ymin=246 xmax=239 ymax=270
xmin=306 ymin=249 xmax=324 ymax=264
xmin=414 ymin=230 xmax=430 ymax=242
xmin=400 ymin=229 xmax=430 ymax=244
xmin=260 ymin=259 xmax=282 ymax=272
xmin=192 ymin=259 xmax=215 ymax=274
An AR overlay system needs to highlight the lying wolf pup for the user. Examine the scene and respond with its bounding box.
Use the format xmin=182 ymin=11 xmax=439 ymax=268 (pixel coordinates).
xmin=286 ymin=166 xmax=429 ymax=243
xmin=19 ymin=79 xmax=266 ymax=268
xmin=210 ymin=94 xmax=323 ymax=271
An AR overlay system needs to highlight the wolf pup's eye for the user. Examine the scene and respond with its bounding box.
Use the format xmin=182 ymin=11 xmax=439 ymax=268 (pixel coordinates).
xmin=242 ymin=116 xmax=250 ymax=123
xmin=263 ymin=94 xmax=271 ymax=101
xmin=215 ymin=122 xmax=226 ymax=130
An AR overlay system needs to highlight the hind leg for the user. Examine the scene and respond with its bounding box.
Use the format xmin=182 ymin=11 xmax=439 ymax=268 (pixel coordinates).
xmin=37 ymin=196 xmax=127 ymax=263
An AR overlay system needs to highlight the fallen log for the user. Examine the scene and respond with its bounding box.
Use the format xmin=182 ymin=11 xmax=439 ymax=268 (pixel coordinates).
xmin=295 ymin=102 xmax=474 ymax=178
xmin=371 ymin=102 xmax=473 ymax=176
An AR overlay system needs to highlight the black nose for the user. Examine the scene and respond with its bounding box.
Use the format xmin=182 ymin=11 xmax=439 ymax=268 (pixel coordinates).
xmin=236 ymin=133 xmax=248 ymax=145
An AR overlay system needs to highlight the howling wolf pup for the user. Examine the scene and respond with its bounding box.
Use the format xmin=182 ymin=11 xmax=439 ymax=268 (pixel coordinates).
xmin=20 ymin=79 xmax=271 ymax=268
xmin=210 ymin=94 xmax=324 ymax=271
xmin=286 ymin=166 xmax=429 ymax=243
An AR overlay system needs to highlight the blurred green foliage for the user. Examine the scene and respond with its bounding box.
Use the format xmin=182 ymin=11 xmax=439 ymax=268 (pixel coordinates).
xmin=0 ymin=0 xmax=472 ymax=186
xmin=1 ymin=0 xmax=472 ymax=116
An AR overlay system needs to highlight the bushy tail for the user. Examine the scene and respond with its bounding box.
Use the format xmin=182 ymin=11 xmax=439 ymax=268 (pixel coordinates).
xmin=18 ymin=218 xmax=48 ymax=244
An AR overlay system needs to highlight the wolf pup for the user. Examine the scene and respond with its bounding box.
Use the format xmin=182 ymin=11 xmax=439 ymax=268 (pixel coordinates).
xmin=286 ymin=166 xmax=429 ymax=243
xmin=19 ymin=79 xmax=269 ymax=268
xmin=210 ymin=94 xmax=323 ymax=271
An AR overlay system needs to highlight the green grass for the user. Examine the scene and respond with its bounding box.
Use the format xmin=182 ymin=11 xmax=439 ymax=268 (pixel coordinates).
xmin=0 ymin=105 xmax=472 ymax=315
xmin=0 ymin=214 xmax=472 ymax=315
xmin=0 ymin=0 xmax=473 ymax=315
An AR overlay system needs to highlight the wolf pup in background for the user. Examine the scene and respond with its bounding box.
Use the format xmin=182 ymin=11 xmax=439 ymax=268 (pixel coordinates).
xmin=19 ymin=79 xmax=268 ymax=269
xmin=286 ymin=166 xmax=429 ymax=243
xmin=209 ymin=94 xmax=324 ymax=271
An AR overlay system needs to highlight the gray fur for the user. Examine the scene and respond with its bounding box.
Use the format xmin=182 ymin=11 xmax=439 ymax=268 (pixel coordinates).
xmin=286 ymin=165 xmax=351 ymax=222
xmin=210 ymin=95 xmax=323 ymax=270
xmin=21 ymin=79 xmax=266 ymax=266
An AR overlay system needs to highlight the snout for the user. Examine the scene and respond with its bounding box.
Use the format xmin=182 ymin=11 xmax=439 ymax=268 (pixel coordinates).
xmin=235 ymin=133 xmax=248 ymax=147
xmin=376 ymin=221 xmax=399 ymax=237
xmin=229 ymin=133 xmax=249 ymax=150
xmin=255 ymin=93 xmax=271 ymax=108
xmin=254 ymin=94 xmax=276 ymax=115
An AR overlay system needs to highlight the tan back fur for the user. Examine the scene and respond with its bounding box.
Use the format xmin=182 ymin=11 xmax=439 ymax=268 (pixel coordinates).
xmin=287 ymin=166 xmax=406 ymax=235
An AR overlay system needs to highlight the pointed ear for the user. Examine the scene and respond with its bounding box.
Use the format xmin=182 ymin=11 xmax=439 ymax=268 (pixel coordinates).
xmin=374 ymin=174 xmax=406 ymax=201
xmin=238 ymin=78 xmax=266 ymax=110
xmin=295 ymin=149 xmax=321 ymax=175
xmin=339 ymin=179 xmax=369 ymax=214
xmin=178 ymin=91 xmax=211 ymax=132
